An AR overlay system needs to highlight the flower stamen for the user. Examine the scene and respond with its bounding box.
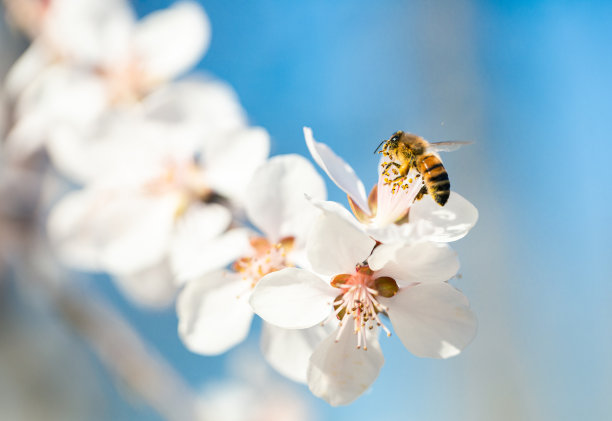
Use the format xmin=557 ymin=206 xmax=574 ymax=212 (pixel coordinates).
xmin=144 ymin=159 xmax=213 ymax=219
xmin=233 ymin=236 xmax=295 ymax=288
xmin=330 ymin=264 xmax=399 ymax=348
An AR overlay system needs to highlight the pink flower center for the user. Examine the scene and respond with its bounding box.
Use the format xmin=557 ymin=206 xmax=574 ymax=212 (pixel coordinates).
xmin=348 ymin=163 xmax=425 ymax=226
xmin=144 ymin=159 xmax=212 ymax=208
xmin=233 ymin=237 xmax=295 ymax=288
xmin=331 ymin=264 xmax=398 ymax=350
xmin=103 ymin=60 xmax=152 ymax=104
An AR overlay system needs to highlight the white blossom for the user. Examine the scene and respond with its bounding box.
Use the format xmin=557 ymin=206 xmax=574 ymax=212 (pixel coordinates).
xmin=304 ymin=127 xmax=478 ymax=244
xmin=4 ymin=1 xmax=210 ymax=160
xmin=47 ymin=78 xmax=247 ymax=185
xmin=6 ymin=0 xmax=208 ymax=94
xmin=176 ymin=155 xmax=330 ymax=381
xmin=47 ymin=120 xmax=269 ymax=307
xmin=250 ymin=211 xmax=476 ymax=405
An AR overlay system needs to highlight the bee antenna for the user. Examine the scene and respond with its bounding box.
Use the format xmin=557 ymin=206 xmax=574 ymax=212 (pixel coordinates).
xmin=374 ymin=139 xmax=386 ymax=154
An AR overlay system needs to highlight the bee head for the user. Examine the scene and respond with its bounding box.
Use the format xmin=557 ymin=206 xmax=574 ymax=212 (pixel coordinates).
xmin=374 ymin=130 xmax=403 ymax=154
xmin=389 ymin=131 xmax=403 ymax=143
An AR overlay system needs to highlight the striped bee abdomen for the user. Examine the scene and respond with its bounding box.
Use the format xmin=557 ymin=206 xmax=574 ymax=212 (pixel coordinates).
xmin=417 ymin=154 xmax=450 ymax=206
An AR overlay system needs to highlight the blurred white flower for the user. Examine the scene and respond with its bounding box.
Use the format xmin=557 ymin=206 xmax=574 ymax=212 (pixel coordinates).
xmin=4 ymin=1 xmax=211 ymax=159
xmin=47 ymin=78 xmax=247 ymax=185
xmin=177 ymin=155 xmax=330 ymax=379
xmin=304 ymin=127 xmax=478 ymax=244
xmin=250 ymin=211 xmax=476 ymax=406
xmin=47 ymin=123 xmax=269 ymax=308
xmin=4 ymin=0 xmax=136 ymax=98
xmin=6 ymin=0 xmax=209 ymax=93
xmin=197 ymin=349 xmax=316 ymax=421
xmin=6 ymin=64 xmax=109 ymax=159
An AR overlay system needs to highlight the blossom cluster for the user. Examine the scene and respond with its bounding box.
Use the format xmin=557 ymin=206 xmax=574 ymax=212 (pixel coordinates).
xmin=0 ymin=0 xmax=479 ymax=407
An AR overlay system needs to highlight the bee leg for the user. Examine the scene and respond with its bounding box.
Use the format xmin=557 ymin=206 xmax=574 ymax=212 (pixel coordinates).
xmin=381 ymin=162 xmax=402 ymax=181
xmin=382 ymin=161 xmax=400 ymax=171
xmin=415 ymin=185 xmax=428 ymax=201
xmin=388 ymin=161 xmax=410 ymax=181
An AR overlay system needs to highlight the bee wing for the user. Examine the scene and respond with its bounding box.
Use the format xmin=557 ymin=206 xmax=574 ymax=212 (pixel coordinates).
xmin=428 ymin=141 xmax=473 ymax=153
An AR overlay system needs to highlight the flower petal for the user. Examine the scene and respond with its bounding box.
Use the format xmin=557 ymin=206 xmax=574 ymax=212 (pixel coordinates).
xmin=307 ymin=326 xmax=384 ymax=406
xmin=44 ymin=0 xmax=135 ymax=66
xmin=98 ymin=193 xmax=179 ymax=275
xmin=245 ymin=154 xmax=326 ymax=242
xmin=6 ymin=65 xmax=107 ymax=159
xmin=143 ymin=78 xmax=246 ymax=135
xmin=113 ymin=259 xmax=177 ymax=309
xmin=309 ymin=198 xmax=364 ymax=230
xmin=4 ymin=116 xmax=48 ymax=160
xmin=204 ymin=127 xmax=270 ymax=203
xmin=47 ymin=188 xmax=109 ymax=272
xmin=260 ymin=322 xmax=334 ymax=384
xmin=307 ymin=212 xmax=375 ymax=277
xmin=48 ymin=187 xmax=179 ymax=275
xmin=363 ymin=222 xmax=421 ymax=244
xmin=170 ymin=215 xmax=251 ymax=285
xmin=383 ymin=282 xmax=477 ymax=358
xmin=373 ymin=161 xmax=422 ymax=226
xmin=133 ymin=2 xmax=210 ymax=82
xmin=49 ymin=112 xmax=178 ymax=185
xmin=409 ymin=192 xmax=478 ymax=242
xmin=177 ymin=271 xmax=253 ymax=355
xmin=47 ymin=122 xmax=131 ymax=185
xmin=368 ymin=241 xmax=459 ymax=285
xmin=250 ymin=268 xmax=335 ymax=329
xmin=304 ymin=127 xmax=370 ymax=215
xmin=4 ymin=41 xmax=52 ymax=99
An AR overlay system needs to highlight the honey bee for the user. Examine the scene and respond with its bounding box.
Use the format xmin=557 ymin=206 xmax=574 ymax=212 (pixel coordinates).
xmin=374 ymin=131 xmax=471 ymax=206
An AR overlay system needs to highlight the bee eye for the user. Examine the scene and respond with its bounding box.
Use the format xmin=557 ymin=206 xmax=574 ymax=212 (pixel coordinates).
xmin=391 ymin=136 xmax=399 ymax=142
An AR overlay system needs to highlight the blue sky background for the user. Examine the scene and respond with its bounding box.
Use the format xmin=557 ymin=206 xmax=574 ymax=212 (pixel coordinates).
xmin=9 ymin=0 xmax=610 ymax=419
